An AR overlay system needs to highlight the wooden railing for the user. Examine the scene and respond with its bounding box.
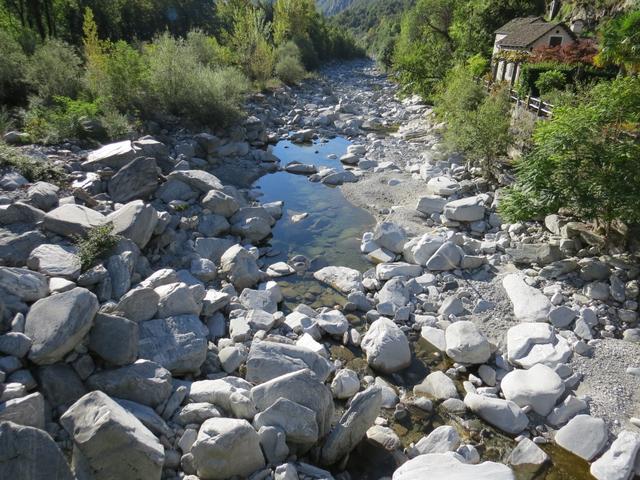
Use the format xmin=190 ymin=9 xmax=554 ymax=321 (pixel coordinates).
xmin=482 ymin=79 xmax=554 ymax=118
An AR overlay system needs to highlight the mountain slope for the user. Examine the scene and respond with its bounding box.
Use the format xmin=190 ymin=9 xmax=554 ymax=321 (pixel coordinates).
xmin=316 ymin=0 xmax=358 ymax=16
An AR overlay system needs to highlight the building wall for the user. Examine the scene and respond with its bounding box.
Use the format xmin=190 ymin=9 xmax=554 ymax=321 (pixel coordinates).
xmin=530 ymin=27 xmax=575 ymax=50
xmin=493 ymin=34 xmax=507 ymax=55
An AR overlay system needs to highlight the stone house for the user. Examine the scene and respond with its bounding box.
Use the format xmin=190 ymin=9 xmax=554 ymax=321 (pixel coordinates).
xmin=492 ymin=17 xmax=577 ymax=85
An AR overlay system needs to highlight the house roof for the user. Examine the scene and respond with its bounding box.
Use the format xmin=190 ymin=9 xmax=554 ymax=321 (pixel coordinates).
xmin=495 ymin=17 xmax=545 ymax=35
xmin=496 ymin=18 xmax=577 ymax=49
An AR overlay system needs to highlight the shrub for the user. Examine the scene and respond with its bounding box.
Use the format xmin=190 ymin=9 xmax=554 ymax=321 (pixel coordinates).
xmin=435 ymin=65 xmax=485 ymax=123
xmin=143 ymin=33 xmax=249 ymax=125
xmin=25 ymin=39 xmax=83 ymax=102
xmin=0 ymin=107 xmax=15 ymax=135
xmin=75 ymin=223 xmax=120 ymax=271
xmin=0 ymin=29 xmax=28 ymax=105
xmin=275 ymin=41 xmax=306 ymax=85
xmin=500 ymin=77 xmax=640 ymax=234
xmin=0 ymin=142 xmax=66 ymax=184
xmin=223 ymin=6 xmax=276 ymax=83
xmin=531 ymin=40 xmax=598 ymax=66
xmin=436 ymin=65 xmax=512 ymax=180
xmin=25 ymin=97 xmax=101 ymax=143
xmin=186 ymin=29 xmax=224 ymax=67
xmin=517 ymin=62 xmax=573 ymax=97
xmin=467 ymin=53 xmax=489 ymax=78
xmin=595 ymin=9 xmax=640 ymax=74
xmin=535 ymin=70 xmax=567 ymax=95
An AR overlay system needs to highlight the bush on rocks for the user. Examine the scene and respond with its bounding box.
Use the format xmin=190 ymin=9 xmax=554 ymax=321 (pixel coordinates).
xmin=74 ymin=223 xmax=120 ymax=271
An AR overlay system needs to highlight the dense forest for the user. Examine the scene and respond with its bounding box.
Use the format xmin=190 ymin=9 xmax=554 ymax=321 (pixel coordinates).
xmin=0 ymin=0 xmax=362 ymax=143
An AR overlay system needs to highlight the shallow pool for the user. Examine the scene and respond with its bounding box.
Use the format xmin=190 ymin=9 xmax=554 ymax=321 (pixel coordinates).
xmin=254 ymin=137 xmax=374 ymax=310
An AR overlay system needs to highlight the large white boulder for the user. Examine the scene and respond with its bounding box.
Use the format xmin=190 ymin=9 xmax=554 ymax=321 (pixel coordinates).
xmin=445 ymin=321 xmax=491 ymax=364
xmin=220 ymin=245 xmax=262 ymax=290
xmin=25 ymin=287 xmax=98 ymax=365
xmin=393 ymin=453 xmax=515 ymax=480
xmin=590 ymin=430 xmax=640 ymax=480
xmin=251 ymin=370 xmax=334 ymax=437
xmin=506 ymin=323 xmax=572 ymax=369
xmin=188 ymin=378 xmax=256 ymax=420
xmin=320 ymin=386 xmax=382 ymax=465
xmin=107 ymin=200 xmax=158 ymax=249
xmin=414 ymin=371 xmax=458 ymax=400
xmin=426 ymin=176 xmax=460 ymax=196
xmin=361 ymin=318 xmax=411 ymax=374
xmin=464 ymin=393 xmax=528 ymax=435
xmin=138 ymin=315 xmax=208 ymax=374
xmin=0 ymin=267 xmax=48 ymax=302
xmin=426 ymin=242 xmax=463 ymax=271
xmin=403 ymin=234 xmax=445 ymax=266
xmin=43 ymin=204 xmax=106 ymax=238
xmin=191 ymin=418 xmax=265 ymax=479
xmin=412 ymin=426 xmax=460 ymax=456
xmin=500 ymin=364 xmax=564 ymax=416
xmin=60 ymin=391 xmax=164 ymax=480
xmin=27 ymin=244 xmax=81 ymax=280
xmin=555 ymin=414 xmax=608 ymax=461
xmin=502 ymin=274 xmax=551 ymax=322
xmin=313 ymin=266 xmax=363 ymax=294
xmin=246 ymin=340 xmax=333 ymax=384
xmin=443 ymin=196 xmax=486 ymax=222
xmin=373 ymin=222 xmax=408 ymax=254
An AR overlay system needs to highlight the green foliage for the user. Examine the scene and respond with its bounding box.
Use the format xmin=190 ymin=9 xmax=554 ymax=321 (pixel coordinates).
xmin=0 ymin=142 xmax=66 ymax=184
xmin=75 ymin=223 xmax=120 ymax=271
xmin=26 ymin=39 xmax=82 ymax=102
xmin=435 ymin=65 xmax=511 ymax=180
xmin=500 ymin=77 xmax=640 ymax=230
xmin=595 ymin=8 xmax=640 ymax=74
xmin=518 ymin=62 xmax=615 ymax=97
xmin=223 ymin=5 xmax=276 ymax=84
xmin=0 ymin=107 xmax=14 ymax=135
xmin=24 ymin=96 xmax=100 ymax=143
xmin=518 ymin=62 xmax=573 ymax=97
xmin=467 ymin=54 xmax=490 ymax=78
xmin=391 ymin=0 xmax=546 ymax=97
xmin=143 ymin=33 xmax=249 ymax=125
xmin=0 ymin=29 xmax=28 ymax=105
xmin=535 ymin=70 xmax=567 ymax=95
xmin=393 ymin=0 xmax=455 ymax=99
xmin=275 ymin=41 xmax=306 ymax=84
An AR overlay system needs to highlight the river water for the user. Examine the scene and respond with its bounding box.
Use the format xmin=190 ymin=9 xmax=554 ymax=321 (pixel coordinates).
xmin=254 ymin=137 xmax=374 ymax=311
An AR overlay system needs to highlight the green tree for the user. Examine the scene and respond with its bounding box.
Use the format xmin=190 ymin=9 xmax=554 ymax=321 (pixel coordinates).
xmin=26 ymin=38 xmax=82 ymax=101
xmin=435 ymin=63 xmax=512 ymax=180
xmin=392 ymin=0 xmax=455 ymax=98
xmin=500 ymin=77 xmax=640 ymax=234
xmin=223 ymin=3 xmax=275 ymax=84
xmin=595 ymin=9 xmax=640 ymax=75
xmin=0 ymin=28 xmax=28 ymax=105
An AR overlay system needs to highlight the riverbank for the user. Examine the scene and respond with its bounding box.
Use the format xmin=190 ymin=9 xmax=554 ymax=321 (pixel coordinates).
xmin=1 ymin=59 xmax=640 ymax=480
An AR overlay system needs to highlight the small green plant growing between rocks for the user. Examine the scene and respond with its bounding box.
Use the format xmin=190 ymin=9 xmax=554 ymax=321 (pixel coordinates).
xmin=75 ymin=223 xmax=120 ymax=271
